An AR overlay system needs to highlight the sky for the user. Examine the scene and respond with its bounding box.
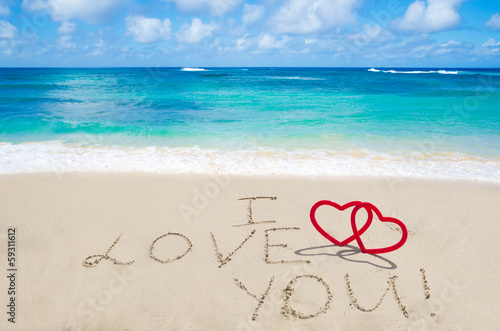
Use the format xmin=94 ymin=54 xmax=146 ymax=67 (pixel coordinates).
xmin=0 ymin=0 xmax=499 ymax=67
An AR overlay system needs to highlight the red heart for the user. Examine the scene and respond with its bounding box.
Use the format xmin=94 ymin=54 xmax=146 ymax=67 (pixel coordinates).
xmin=351 ymin=202 xmax=408 ymax=254
xmin=310 ymin=200 xmax=372 ymax=246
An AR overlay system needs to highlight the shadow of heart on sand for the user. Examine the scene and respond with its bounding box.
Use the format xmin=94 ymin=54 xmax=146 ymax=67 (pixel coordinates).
xmin=294 ymin=244 xmax=397 ymax=270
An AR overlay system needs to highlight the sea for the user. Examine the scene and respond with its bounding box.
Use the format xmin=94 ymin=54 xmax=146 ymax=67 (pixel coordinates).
xmin=0 ymin=67 xmax=499 ymax=180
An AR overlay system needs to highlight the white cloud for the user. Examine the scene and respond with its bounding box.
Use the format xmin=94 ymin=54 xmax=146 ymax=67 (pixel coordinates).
xmin=0 ymin=20 xmax=19 ymax=55
xmin=242 ymin=3 xmax=264 ymax=25
xmin=436 ymin=40 xmax=461 ymax=54
xmin=440 ymin=40 xmax=460 ymax=47
xmin=126 ymin=16 xmax=172 ymax=43
xmin=0 ymin=40 xmax=12 ymax=54
xmin=57 ymin=35 xmax=75 ymax=48
xmin=0 ymin=20 xmax=17 ymax=39
xmin=165 ymin=0 xmax=241 ymax=16
xmin=482 ymin=38 xmax=500 ymax=48
xmin=232 ymin=33 xmax=253 ymax=51
xmin=176 ymin=18 xmax=217 ymax=44
xmin=36 ymin=47 xmax=47 ymax=55
xmin=349 ymin=24 xmax=393 ymax=45
xmin=305 ymin=38 xmax=317 ymax=45
xmin=394 ymin=0 xmax=463 ymax=33
xmin=481 ymin=38 xmax=500 ymax=56
xmin=258 ymin=33 xmax=290 ymax=49
xmin=361 ymin=24 xmax=382 ymax=39
xmin=485 ymin=13 xmax=500 ymax=31
xmin=91 ymin=38 xmax=106 ymax=56
xmin=57 ymin=22 xmax=76 ymax=34
xmin=411 ymin=44 xmax=435 ymax=57
xmin=22 ymin=0 xmax=123 ymax=24
xmin=0 ymin=4 xmax=11 ymax=16
xmin=269 ymin=0 xmax=357 ymax=34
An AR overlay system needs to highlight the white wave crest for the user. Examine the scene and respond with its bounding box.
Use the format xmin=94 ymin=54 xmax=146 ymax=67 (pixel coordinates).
xmin=437 ymin=70 xmax=459 ymax=74
xmin=265 ymin=76 xmax=326 ymax=81
xmin=181 ymin=67 xmax=206 ymax=71
xmin=380 ymin=69 xmax=459 ymax=74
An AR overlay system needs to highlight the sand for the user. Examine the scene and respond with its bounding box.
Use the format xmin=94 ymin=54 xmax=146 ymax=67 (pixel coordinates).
xmin=0 ymin=173 xmax=499 ymax=330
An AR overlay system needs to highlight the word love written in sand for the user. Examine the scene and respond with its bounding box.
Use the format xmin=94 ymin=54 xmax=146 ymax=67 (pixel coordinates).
xmin=82 ymin=197 xmax=307 ymax=268
xmin=310 ymin=200 xmax=408 ymax=254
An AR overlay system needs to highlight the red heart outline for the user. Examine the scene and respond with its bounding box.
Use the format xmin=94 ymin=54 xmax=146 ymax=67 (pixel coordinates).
xmin=351 ymin=202 xmax=408 ymax=254
xmin=310 ymin=200 xmax=372 ymax=246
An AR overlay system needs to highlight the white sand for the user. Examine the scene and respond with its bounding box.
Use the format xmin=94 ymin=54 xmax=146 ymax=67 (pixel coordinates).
xmin=0 ymin=173 xmax=499 ymax=330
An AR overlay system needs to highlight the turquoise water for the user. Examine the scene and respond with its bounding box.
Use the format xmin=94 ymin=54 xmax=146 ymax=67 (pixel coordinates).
xmin=0 ymin=67 xmax=499 ymax=178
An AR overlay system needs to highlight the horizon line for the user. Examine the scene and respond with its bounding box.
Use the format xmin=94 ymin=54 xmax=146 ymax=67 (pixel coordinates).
xmin=1 ymin=66 xmax=499 ymax=69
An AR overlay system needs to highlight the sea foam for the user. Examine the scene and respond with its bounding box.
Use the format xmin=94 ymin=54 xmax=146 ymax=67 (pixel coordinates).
xmin=369 ymin=69 xmax=459 ymax=74
xmin=0 ymin=141 xmax=498 ymax=181
xmin=181 ymin=67 xmax=206 ymax=71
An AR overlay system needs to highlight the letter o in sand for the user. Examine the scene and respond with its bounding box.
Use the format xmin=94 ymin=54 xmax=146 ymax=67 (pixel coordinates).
xmin=149 ymin=232 xmax=193 ymax=264
xmin=282 ymin=275 xmax=333 ymax=319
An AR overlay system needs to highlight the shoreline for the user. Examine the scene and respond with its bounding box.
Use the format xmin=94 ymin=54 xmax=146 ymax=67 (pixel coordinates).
xmin=0 ymin=173 xmax=499 ymax=329
xmin=1 ymin=141 xmax=499 ymax=181
xmin=2 ymin=171 xmax=500 ymax=183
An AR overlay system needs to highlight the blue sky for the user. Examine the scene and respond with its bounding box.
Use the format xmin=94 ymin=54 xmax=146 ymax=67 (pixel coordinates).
xmin=0 ymin=0 xmax=499 ymax=67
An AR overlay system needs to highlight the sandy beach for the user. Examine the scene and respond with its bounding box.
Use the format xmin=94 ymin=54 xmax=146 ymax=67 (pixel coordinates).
xmin=0 ymin=173 xmax=499 ymax=330
xmin=2 ymin=0 xmax=500 ymax=329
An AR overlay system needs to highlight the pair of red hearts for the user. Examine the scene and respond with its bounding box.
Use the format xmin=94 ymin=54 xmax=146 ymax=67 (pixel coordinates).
xmin=310 ymin=200 xmax=408 ymax=254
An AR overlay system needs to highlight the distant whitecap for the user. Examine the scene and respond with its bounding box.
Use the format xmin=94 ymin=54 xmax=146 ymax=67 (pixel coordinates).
xmin=381 ymin=69 xmax=459 ymax=74
xmin=181 ymin=67 xmax=206 ymax=71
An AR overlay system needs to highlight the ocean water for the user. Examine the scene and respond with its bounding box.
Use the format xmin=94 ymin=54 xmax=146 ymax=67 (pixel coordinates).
xmin=0 ymin=67 xmax=499 ymax=180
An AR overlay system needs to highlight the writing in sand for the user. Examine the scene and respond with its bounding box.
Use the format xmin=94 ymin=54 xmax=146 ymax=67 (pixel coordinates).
xmin=81 ymin=196 xmax=452 ymax=324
